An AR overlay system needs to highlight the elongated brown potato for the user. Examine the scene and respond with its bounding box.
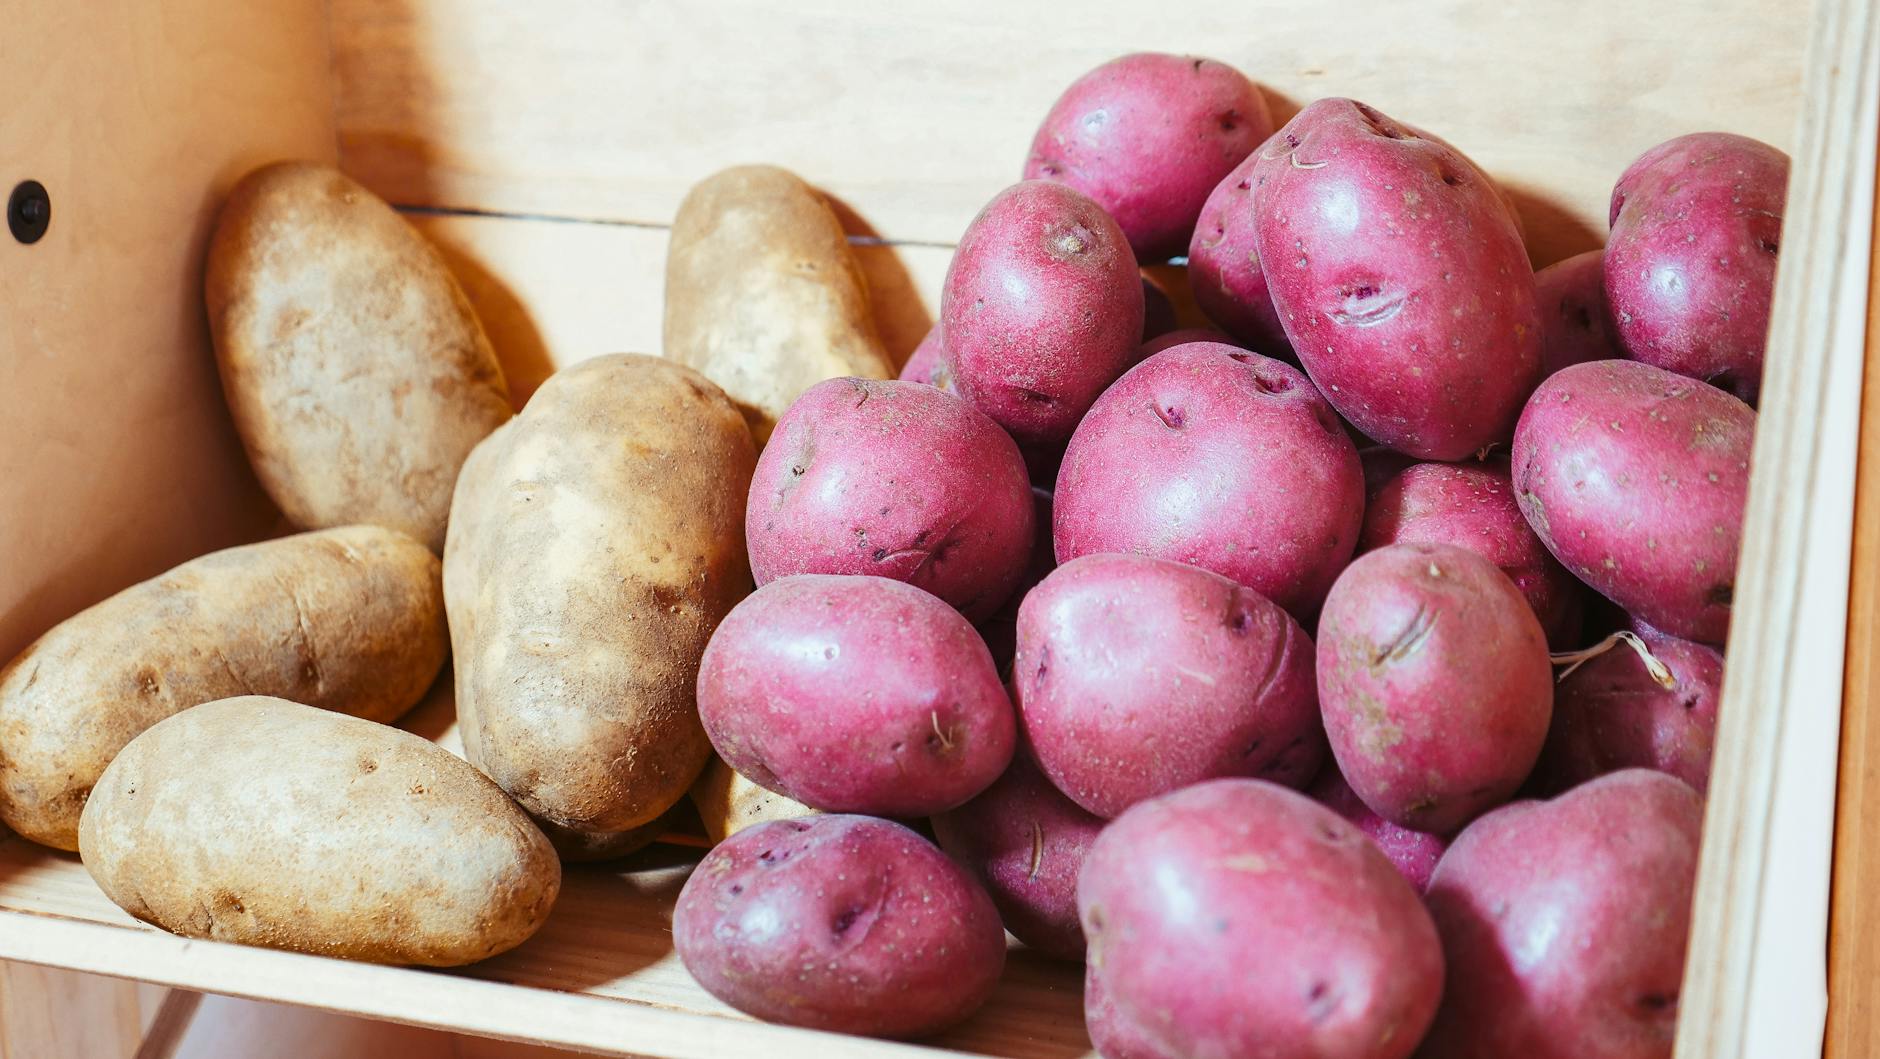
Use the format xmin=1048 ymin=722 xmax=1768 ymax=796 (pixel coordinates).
xmin=445 ymin=354 xmax=755 ymax=856
xmin=0 ymin=525 xmax=446 ymax=850
xmin=80 ymin=697 xmax=559 ymax=967
xmin=206 ymin=161 xmax=513 ymax=551
xmin=663 ymin=165 xmax=893 ymax=445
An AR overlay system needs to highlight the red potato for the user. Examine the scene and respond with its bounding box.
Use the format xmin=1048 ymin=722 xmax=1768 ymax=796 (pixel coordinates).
xmin=1309 ymin=764 xmax=1449 ymax=892
xmin=1054 ymin=342 xmax=1363 ymax=621
xmin=1535 ymin=249 xmax=1621 ymax=378
xmin=1025 ymin=53 xmax=1273 ymax=262
xmin=747 ymin=377 xmax=1034 ymax=622
xmin=1359 ymin=445 xmax=1418 ymax=499
xmin=1511 ymin=359 xmax=1752 ymax=645
xmin=1536 ymin=626 xmax=1722 ymax=795
xmin=1318 ymin=542 xmax=1554 ymax=834
xmin=1605 ymin=133 xmax=1789 ymax=404
xmin=1080 ymin=779 xmax=1443 ymax=1059
xmin=1363 ymin=461 xmax=1584 ymax=647
xmin=1189 ymin=149 xmax=1291 ymax=356
xmin=1141 ymin=326 xmax=1235 ymax=359
xmin=1013 ymin=553 xmax=1323 ymax=818
xmin=976 ymin=487 xmax=1056 ymax=676
xmin=930 ymin=755 xmax=1102 ymax=961
xmin=697 ymin=575 xmax=1015 ymax=817
xmin=941 ymin=180 xmax=1144 ymax=447
xmin=1418 ymin=770 xmax=1701 ymax=1059
xmin=897 ymin=325 xmax=954 ymax=391
xmin=674 ymin=815 xmax=1005 ymax=1038
xmin=1085 ymin=966 xmax=1176 ymax=1059
xmin=1251 ymin=98 xmax=1542 ymax=459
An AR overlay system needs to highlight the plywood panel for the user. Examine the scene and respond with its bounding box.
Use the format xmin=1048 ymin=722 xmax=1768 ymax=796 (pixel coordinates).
xmin=333 ymin=0 xmax=1804 ymax=265
xmin=0 ymin=963 xmax=143 ymax=1059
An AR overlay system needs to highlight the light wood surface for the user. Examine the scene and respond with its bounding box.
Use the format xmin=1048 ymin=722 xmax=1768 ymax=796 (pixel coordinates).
xmin=1679 ymin=1 xmax=1880 ymax=1057
xmin=0 ymin=964 xmax=145 ymax=1059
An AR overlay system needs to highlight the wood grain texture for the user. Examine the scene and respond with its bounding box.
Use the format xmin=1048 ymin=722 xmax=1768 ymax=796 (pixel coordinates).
xmin=331 ymin=0 xmax=1805 ymax=265
xmin=0 ymin=963 xmax=144 ymax=1059
xmin=1824 ymin=107 xmax=1880 ymax=1059
xmin=1679 ymin=2 xmax=1880 ymax=1057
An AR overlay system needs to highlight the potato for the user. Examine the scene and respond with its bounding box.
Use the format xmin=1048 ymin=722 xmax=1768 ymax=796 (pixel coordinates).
xmin=689 ymin=755 xmax=818 ymax=845
xmin=1054 ymin=342 xmax=1363 ymax=620
xmin=1079 ymin=779 xmax=1442 ymax=1059
xmin=673 ymin=815 xmax=1006 ymax=1037
xmin=1362 ymin=460 xmax=1583 ymax=647
xmin=205 ymin=162 xmax=511 ymax=552
xmin=664 ymin=165 xmax=894 ymax=444
xmin=698 ymin=574 xmax=1014 ymax=817
xmin=1250 ymin=99 xmax=1541 ymax=459
xmin=1085 ymin=966 xmax=1177 ymax=1059
xmin=1359 ymin=445 xmax=1419 ymax=498
xmin=1025 ymin=53 xmax=1273 ymax=262
xmin=1189 ymin=149 xmax=1291 ymax=355
xmin=941 ymin=180 xmax=1144 ymax=447
xmin=1536 ymin=626 xmax=1721 ymax=795
xmin=746 ymin=378 xmax=1035 ymax=622
xmin=1318 ymin=542 xmax=1553 ymax=834
xmin=897 ymin=325 xmax=953 ymax=390
xmin=1511 ymin=360 xmax=1752 ymax=645
xmin=1605 ymin=133 xmax=1789 ymax=404
xmin=1419 ymin=770 xmax=1701 ymax=1059
xmin=1534 ymin=249 xmax=1620 ymax=378
xmin=445 ymin=354 xmax=754 ymax=852
xmin=1014 ymin=553 xmax=1323 ymax=818
xmin=1308 ymin=763 xmax=1448 ymax=892
xmin=1141 ymin=326 xmax=1236 ymax=359
xmin=0 ymin=525 xmax=444 ymax=851
xmin=930 ymin=755 xmax=1102 ymax=960
xmin=79 ymin=696 xmax=558 ymax=966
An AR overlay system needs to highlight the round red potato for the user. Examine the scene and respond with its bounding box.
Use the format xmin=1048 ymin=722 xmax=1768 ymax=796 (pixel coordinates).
xmin=1025 ymin=52 xmax=1273 ymax=262
xmin=1512 ymin=360 xmax=1753 ymax=645
xmin=1141 ymin=326 xmax=1235 ymax=359
xmin=1080 ymin=779 xmax=1443 ymax=1059
xmin=1085 ymin=965 xmax=1177 ymax=1059
xmin=1318 ymin=542 xmax=1553 ymax=834
xmin=1054 ymin=342 xmax=1363 ymax=620
xmin=941 ymin=180 xmax=1144 ymax=447
xmin=747 ymin=377 xmax=1034 ymax=622
xmin=1013 ymin=553 xmax=1323 ymax=818
xmin=1189 ymin=149 xmax=1291 ymax=356
xmin=1605 ymin=133 xmax=1789 ymax=404
xmin=1536 ymin=625 xmax=1722 ymax=795
xmin=674 ymin=815 xmax=1006 ymax=1038
xmin=930 ymin=755 xmax=1102 ymax=961
xmin=897 ymin=325 xmax=954 ymax=391
xmin=1251 ymin=98 xmax=1542 ymax=460
xmin=1419 ymin=769 xmax=1702 ymax=1059
xmin=1363 ymin=460 xmax=1583 ymax=647
xmin=697 ymin=575 xmax=1015 ymax=817
xmin=1309 ymin=764 xmax=1449 ymax=892
xmin=1535 ymin=249 xmax=1621 ymax=378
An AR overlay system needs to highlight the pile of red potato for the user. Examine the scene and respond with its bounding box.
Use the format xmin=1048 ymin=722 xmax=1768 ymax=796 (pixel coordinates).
xmin=673 ymin=52 xmax=1781 ymax=1059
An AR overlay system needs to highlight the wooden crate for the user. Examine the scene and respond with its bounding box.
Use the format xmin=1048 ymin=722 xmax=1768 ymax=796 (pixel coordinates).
xmin=1 ymin=1 xmax=1876 ymax=1057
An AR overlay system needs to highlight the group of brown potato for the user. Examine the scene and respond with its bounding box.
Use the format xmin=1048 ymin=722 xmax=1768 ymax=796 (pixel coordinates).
xmin=0 ymin=48 xmax=1785 ymax=1059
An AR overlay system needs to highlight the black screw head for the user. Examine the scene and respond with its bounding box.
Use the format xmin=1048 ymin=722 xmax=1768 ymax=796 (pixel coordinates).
xmin=9 ymin=181 xmax=50 ymax=244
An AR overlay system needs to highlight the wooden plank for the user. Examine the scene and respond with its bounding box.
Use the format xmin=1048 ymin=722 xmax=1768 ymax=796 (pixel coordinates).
xmin=1677 ymin=1 xmax=1880 ymax=1057
xmin=1823 ymin=95 xmax=1880 ymax=1059
xmin=0 ymin=963 xmax=144 ymax=1059
xmin=331 ymin=0 xmax=1805 ymax=264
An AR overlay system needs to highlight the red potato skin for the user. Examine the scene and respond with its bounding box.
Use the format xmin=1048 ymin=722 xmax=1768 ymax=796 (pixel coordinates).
xmin=1251 ymin=99 xmax=1542 ymax=460
xmin=1025 ymin=53 xmax=1273 ymax=263
xmin=1318 ymin=542 xmax=1554 ymax=834
xmin=1189 ymin=149 xmax=1293 ymax=356
xmin=673 ymin=816 xmax=1006 ymax=1038
xmin=1309 ymin=764 xmax=1449 ymax=892
xmin=1013 ymin=553 xmax=1324 ymax=819
xmin=1085 ymin=965 xmax=1178 ymax=1059
xmin=1535 ymin=249 xmax=1621 ymax=378
xmin=976 ymin=488 xmax=1056 ymax=676
xmin=1054 ymin=342 xmax=1364 ymax=621
xmin=1141 ymin=326 xmax=1235 ymax=359
xmin=941 ymin=181 xmax=1145 ymax=447
xmin=1604 ymin=133 xmax=1789 ymax=404
xmin=697 ymin=575 xmax=1016 ymax=817
xmin=1535 ymin=624 xmax=1721 ymax=795
xmin=1511 ymin=360 xmax=1752 ymax=645
xmin=1080 ymin=779 xmax=1443 ymax=1059
xmin=930 ymin=755 xmax=1102 ymax=961
xmin=1417 ymin=770 xmax=1701 ymax=1059
xmin=747 ymin=378 xmax=1034 ymax=622
xmin=1363 ymin=461 xmax=1584 ymax=648
xmin=897 ymin=326 xmax=954 ymax=391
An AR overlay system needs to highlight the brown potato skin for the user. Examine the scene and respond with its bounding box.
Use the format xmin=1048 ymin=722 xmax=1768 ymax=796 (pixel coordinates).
xmin=0 ymin=526 xmax=446 ymax=851
xmin=689 ymin=755 xmax=818 ymax=844
xmin=206 ymin=161 xmax=512 ymax=552
xmin=664 ymin=165 xmax=894 ymax=445
xmin=445 ymin=354 xmax=755 ymax=847
xmin=79 ymin=697 xmax=559 ymax=967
